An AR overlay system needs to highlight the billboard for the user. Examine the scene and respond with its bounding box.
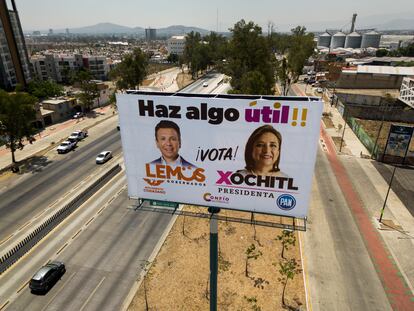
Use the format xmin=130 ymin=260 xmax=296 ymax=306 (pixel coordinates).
xmin=117 ymin=92 xmax=323 ymax=218
xmin=384 ymin=124 xmax=413 ymax=158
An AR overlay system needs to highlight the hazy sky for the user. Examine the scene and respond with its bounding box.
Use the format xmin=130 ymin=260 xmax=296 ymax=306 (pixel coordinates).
xmin=14 ymin=0 xmax=414 ymax=31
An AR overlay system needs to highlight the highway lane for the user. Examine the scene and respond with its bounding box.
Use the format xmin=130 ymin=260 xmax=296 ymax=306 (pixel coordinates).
xmin=1 ymin=173 xmax=173 ymax=311
xmin=1 ymin=75 xmax=228 ymax=309
xmin=0 ymin=126 xmax=122 ymax=241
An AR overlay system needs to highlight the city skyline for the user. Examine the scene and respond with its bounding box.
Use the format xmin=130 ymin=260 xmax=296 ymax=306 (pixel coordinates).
xmin=16 ymin=0 xmax=414 ymax=32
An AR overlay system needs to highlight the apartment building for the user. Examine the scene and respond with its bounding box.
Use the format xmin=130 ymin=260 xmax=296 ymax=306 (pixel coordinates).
xmin=0 ymin=0 xmax=31 ymax=90
xmin=31 ymin=54 xmax=109 ymax=82
xmin=167 ymin=36 xmax=186 ymax=55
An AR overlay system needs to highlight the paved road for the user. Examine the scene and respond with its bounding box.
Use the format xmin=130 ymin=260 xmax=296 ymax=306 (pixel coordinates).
xmin=0 ymin=128 xmax=122 ymax=241
xmin=304 ymin=150 xmax=391 ymax=310
xmin=0 ymin=74 xmax=226 ymax=310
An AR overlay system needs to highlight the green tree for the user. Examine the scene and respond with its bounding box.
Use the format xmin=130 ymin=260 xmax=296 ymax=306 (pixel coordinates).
xmin=276 ymin=230 xmax=296 ymax=259
xmin=0 ymin=90 xmax=37 ymax=165
xmin=376 ymin=49 xmax=389 ymax=57
xmin=109 ymin=48 xmax=148 ymax=90
xmin=73 ymin=70 xmax=99 ymax=112
xmin=276 ymin=26 xmax=315 ymax=95
xmin=167 ymin=53 xmax=179 ymax=63
xmin=276 ymin=258 xmax=301 ymax=307
xmin=226 ymin=20 xmax=276 ymax=95
xmin=245 ymin=243 xmax=262 ymax=277
xmin=27 ymin=79 xmax=64 ymax=100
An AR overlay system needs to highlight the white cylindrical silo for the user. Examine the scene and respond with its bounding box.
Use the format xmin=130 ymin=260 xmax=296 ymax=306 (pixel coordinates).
xmin=361 ymin=31 xmax=381 ymax=48
xmin=318 ymin=32 xmax=331 ymax=48
xmin=345 ymin=32 xmax=362 ymax=48
xmin=330 ymin=32 xmax=346 ymax=49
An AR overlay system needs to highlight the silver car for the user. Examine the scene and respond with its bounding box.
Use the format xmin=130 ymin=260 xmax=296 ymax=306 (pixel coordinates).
xmin=96 ymin=151 xmax=112 ymax=164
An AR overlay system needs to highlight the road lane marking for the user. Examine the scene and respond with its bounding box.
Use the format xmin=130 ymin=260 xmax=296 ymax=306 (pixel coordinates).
xmin=0 ymin=234 xmax=14 ymax=246
xmin=79 ymin=276 xmax=106 ymax=311
xmin=71 ymin=229 xmax=82 ymax=240
xmin=56 ymin=243 xmax=68 ymax=255
xmin=0 ymin=300 xmax=9 ymax=311
xmin=85 ymin=217 xmax=95 ymax=227
xmin=17 ymin=221 xmax=31 ymax=232
xmin=16 ymin=279 xmax=29 ymax=294
xmin=40 ymin=272 xmax=77 ymax=311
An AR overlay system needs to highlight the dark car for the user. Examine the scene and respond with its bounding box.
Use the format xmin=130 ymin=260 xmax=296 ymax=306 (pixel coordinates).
xmin=29 ymin=261 xmax=66 ymax=293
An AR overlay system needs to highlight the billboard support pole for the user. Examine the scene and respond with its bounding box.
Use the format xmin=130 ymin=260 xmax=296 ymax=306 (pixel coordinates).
xmin=378 ymin=165 xmax=397 ymax=223
xmin=208 ymin=206 xmax=220 ymax=311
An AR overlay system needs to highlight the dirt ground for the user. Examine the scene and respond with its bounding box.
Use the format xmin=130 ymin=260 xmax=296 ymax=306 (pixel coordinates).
xmin=127 ymin=206 xmax=305 ymax=311
xmin=176 ymin=72 xmax=194 ymax=89
xmin=354 ymin=119 xmax=414 ymax=152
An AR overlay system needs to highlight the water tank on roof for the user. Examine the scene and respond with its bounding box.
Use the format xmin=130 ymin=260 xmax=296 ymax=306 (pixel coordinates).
xmin=330 ymin=32 xmax=346 ymax=49
xmin=361 ymin=31 xmax=381 ymax=48
xmin=318 ymin=32 xmax=331 ymax=48
xmin=345 ymin=32 xmax=362 ymax=48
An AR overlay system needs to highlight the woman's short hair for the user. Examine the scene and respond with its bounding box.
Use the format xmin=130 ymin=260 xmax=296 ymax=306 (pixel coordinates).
xmin=244 ymin=125 xmax=282 ymax=172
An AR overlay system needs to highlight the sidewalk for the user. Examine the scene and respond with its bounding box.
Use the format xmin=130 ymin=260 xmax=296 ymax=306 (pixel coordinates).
xmin=293 ymin=82 xmax=414 ymax=308
xmin=0 ymin=105 xmax=116 ymax=173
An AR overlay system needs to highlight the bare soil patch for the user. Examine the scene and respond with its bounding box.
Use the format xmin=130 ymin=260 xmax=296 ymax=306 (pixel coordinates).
xmin=322 ymin=116 xmax=335 ymax=129
xmin=127 ymin=206 xmax=305 ymax=311
xmin=141 ymin=78 xmax=156 ymax=87
xmin=177 ymin=73 xmax=194 ymax=90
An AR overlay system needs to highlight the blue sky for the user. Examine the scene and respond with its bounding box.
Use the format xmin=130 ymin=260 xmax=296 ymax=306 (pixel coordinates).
xmin=14 ymin=0 xmax=414 ymax=32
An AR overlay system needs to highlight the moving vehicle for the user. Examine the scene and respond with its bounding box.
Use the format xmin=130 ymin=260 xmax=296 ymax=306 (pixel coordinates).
xmin=57 ymin=140 xmax=76 ymax=154
xmin=316 ymin=87 xmax=323 ymax=93
xmin=202 ymin=82 xmax=208 ymax=87
xmin=96 ymin=151 xmax=112 ymax=164
xmin=73 ymin=112 xmax=84 ymax=119
xmin=29 ymin=261 xmax=66 ymax=293
xmin=68 ymin=130 xmax=88 ymax=141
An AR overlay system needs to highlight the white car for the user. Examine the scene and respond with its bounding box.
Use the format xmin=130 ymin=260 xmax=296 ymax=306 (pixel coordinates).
xmin=68 ymin=130 xmax=88 ymax=141
xmin=57 ymin=140 xmax=76 ymax=154
xmin=96 ymin=151 xmax=112 ymax=164
xmin=202 ymin=82 xmax=208 ymax=87
xmin=316 ymin=87 xmax=323 ymax=93
xmin=73 ymin=112 xmax=84 ymax=119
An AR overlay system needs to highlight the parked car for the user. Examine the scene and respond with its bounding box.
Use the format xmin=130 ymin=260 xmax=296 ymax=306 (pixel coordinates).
xmin=68 ymin=130 xmax=88 ymax=141
xmin=57 ymin=140 xmax=76 ymax=154
xmin=73 ymin=112 xmax=84 ymax=119
xmin=316 ymin=87 xmax=323 ymax=93
xmin=96 ymin=151 xmax=112 ymax=164
xmin=202 ymin=82 xmax=208 ymax=87
xmin=29 ymin=261 xmax=66 ymax=293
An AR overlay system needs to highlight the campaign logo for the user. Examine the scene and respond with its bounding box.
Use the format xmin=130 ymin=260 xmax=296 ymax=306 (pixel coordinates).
xmin=276 ymin=194 xmax=296 ymax=210
xmin=203 ymin=192 xmax=230 ymax=204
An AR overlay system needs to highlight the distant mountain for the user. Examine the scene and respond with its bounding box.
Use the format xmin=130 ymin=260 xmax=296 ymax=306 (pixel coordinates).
xmin=367 ymin=19 xmax=414 ymax=31
xmin=157 ymin=25 xmax=211 ymax=36
xmin=25 ymin=23 xmax=212 ymax=36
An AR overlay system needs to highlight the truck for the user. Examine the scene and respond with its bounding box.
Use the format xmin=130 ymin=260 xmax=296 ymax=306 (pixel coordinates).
xmin=68 ymin=130 xmax=88 ymax=141
xmin=57 ymin=140 xmax=77 ymax=154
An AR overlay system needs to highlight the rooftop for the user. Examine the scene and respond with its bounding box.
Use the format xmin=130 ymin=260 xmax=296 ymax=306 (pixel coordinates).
xmin=343 ymin=65 xmax=414 ymax=76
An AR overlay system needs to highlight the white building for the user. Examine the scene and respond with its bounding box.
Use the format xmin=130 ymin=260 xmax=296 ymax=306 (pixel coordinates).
xmin=167 ymin=36 xmax=186 ymax=55
xmin=30 ymin=54 xmax=109 ymax=82
xmin=399 ymin=77 xmax=414 ymax=109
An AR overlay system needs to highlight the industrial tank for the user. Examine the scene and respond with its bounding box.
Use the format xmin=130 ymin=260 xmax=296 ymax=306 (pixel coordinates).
xmin=361 ymin=31 xmax=381 ymax=48
xmin=330 ymin=32 xmax=346 ymax=49
xmin=345 ymin=32 xmax=362 ymax=48
xmin=317 ymin=32 xmax=331 ymax=48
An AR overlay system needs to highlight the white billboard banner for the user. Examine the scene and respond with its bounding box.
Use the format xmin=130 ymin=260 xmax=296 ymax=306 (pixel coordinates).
xmin=117 ymin=92 xmax=323 ymax=218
